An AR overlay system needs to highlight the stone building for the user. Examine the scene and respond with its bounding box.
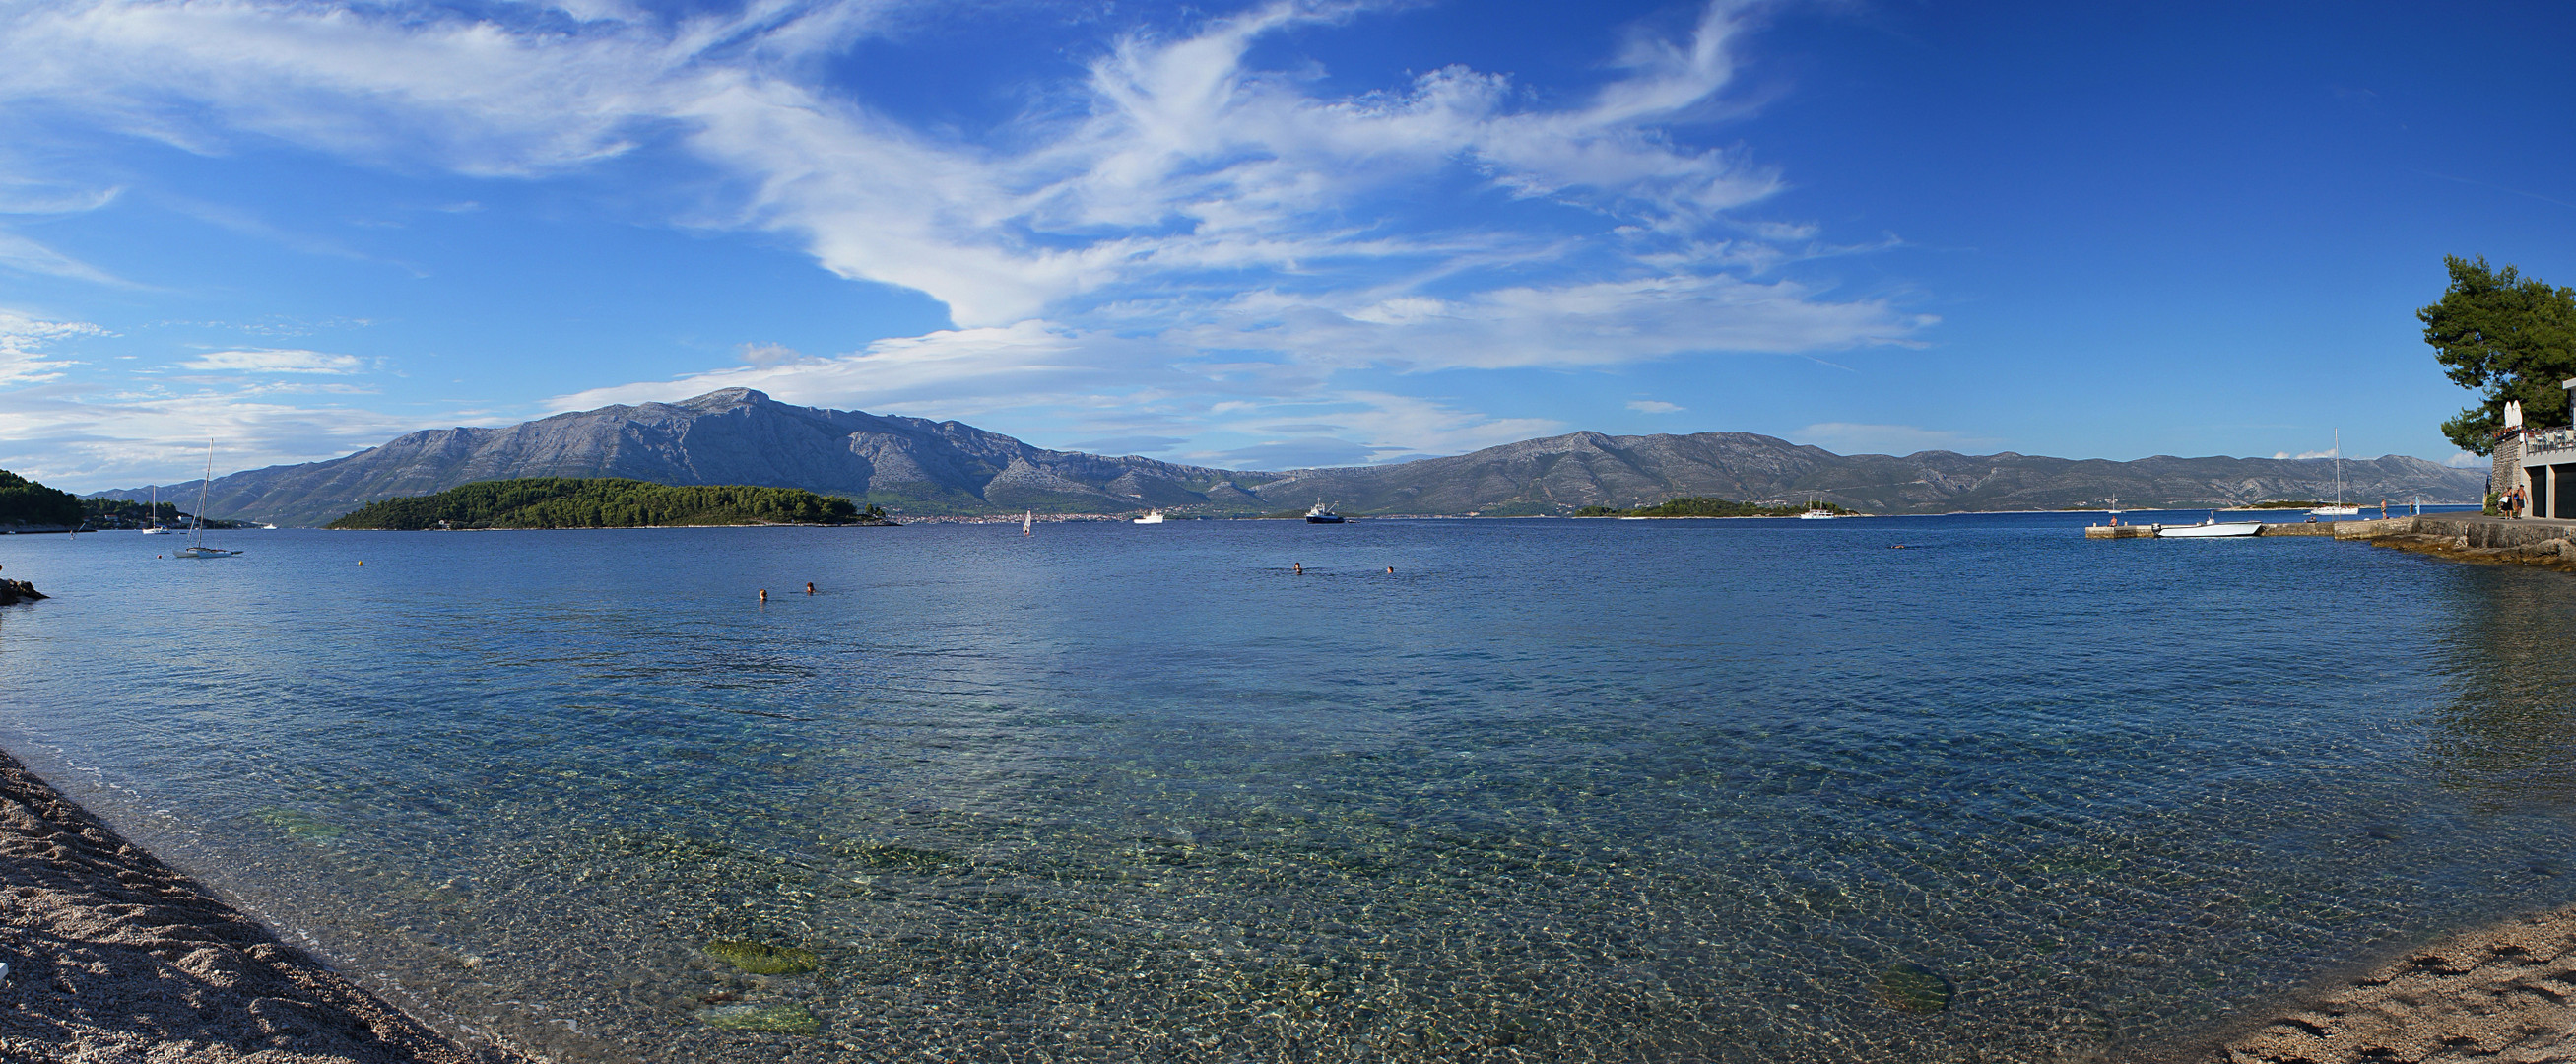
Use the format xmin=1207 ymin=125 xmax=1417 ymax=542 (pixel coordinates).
xmin=2499 ymin=382 xmax=2576 ymax=517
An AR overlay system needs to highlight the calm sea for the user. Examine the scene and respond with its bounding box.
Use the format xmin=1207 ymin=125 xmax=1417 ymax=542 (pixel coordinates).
xmin=2 ymin=511 xmax=2571 ymax=1062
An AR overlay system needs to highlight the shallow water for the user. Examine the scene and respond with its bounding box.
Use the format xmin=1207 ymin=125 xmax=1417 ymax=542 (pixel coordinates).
xmin=3 ymin=511 xmax=2573 ymax=1061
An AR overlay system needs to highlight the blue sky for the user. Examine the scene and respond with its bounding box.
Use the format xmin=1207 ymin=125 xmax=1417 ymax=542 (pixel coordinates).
xmin=3 ymin=0 xmax=2572 ymax=491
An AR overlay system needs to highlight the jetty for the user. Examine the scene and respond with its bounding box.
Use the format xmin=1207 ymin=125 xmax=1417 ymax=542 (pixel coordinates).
xmin=2087 ymin=514 xmax=2576 ymax=565
xmin=2082 ymin=519 xmax=2355 ymax=539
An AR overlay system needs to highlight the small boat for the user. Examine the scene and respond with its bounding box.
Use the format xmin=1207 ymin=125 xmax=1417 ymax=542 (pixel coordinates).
xmin=2158 ymin=514 xmax=2262 ymax=538
xmin=1797 ymin=499 xmax=1838 ymax=519
xmin=1022 ymin=510 xmax=1033 ymax=536
xmin=170 ymin=442 xmax=241 ymax=559
xmin=140 ymin=485 xmax=170 ymax=533
xmin=1133 ymin=510 xmax=1165 ymax=524
xmin=1304 ymin=502 xmax=1345 ymax=524
xmin=2310 ymin=430 xmax=2359 ymax=515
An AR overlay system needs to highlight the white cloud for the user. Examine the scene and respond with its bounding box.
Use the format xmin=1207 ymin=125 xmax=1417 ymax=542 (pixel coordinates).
xmin=179 ymin=348 xmax=365 ymax=373
xmin=2447 ymin=450 xmax=2482 ymax=468
xmin=1793 ymin=422 xmax=2000 ymax=456
xmin=0 ymin=0 xmax=1938 ymax=471
xmin=0 ymin=379 xmax=430 ymax=491
xmin=0 ymin=309 xmax=105 ymax=386
xmin=1628 ymin=400 xmax=1684 ymax=414
xmin=0 ymin=229 xmax=124 ymax=284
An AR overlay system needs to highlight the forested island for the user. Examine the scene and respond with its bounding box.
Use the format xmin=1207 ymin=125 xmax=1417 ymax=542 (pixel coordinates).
xmin=1575 ymin=497 xmax=1851 ymax=518
xmin=326 ymin=478 xmax=891 ymax=530
xmin=0 ymin=470 xmax=82 ymax=528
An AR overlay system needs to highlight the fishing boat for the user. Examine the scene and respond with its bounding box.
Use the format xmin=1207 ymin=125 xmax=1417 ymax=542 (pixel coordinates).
xmin=1022 ymin=510 xmax=1033 ymax=536
xmin=2310 ymin=430 xmax=2359 ymax=516
xmin=1132 ymin=510 xmax=1165 ymax=524
xmin=2157 ymin=513 xmax=2262 ymax=538
xmin=171 ymin=443 xmax=241 ymax=559
xmin=1304 ymin=502 xmax=1345 ymax=524
xmin=140 ymin=485 xmax=169 ymax=534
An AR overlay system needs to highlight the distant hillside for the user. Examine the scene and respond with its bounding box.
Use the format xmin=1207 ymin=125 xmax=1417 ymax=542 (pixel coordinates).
xmin=1248 ymin=431 xmax=2486 ymax=516
xmin=92 ymin=389 xmax=2486 ymax=524
xmin=325 ymin=479 xmax=873 ymax=530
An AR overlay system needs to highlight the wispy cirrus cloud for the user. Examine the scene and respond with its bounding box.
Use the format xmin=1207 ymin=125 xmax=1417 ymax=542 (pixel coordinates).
xmin=0 ymin=309 xmax=105 ymax=386
xmin=179 ymin=348 xmax=365 ymax=373
xmin=0 ymin=0 xmax=1933 ymax=474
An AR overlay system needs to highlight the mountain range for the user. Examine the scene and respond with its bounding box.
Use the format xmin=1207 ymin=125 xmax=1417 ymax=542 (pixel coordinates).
xmin=91 ymin=389 xmax=2487 ymax=526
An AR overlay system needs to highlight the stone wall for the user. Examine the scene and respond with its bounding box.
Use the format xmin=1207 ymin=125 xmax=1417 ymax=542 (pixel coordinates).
xmin=2493 ymin=432 xmax=2521 ymax=508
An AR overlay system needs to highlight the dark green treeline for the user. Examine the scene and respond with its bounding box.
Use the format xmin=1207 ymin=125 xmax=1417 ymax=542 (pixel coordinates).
xmin=327 ymin=478 xmax=873 ymax=530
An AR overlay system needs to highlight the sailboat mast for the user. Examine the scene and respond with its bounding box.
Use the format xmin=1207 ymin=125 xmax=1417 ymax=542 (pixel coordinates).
xmin=193 ymin=441 xmax=214 ymax=546
xmin=2334 ymin=428 xmax=2344 ymax=505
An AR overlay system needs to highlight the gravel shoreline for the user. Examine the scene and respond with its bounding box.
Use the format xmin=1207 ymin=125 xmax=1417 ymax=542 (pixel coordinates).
xmin=0 ymin=748 xmax=532 ymax=1063
xmin=2212 ymin=906 xmax=2576 ymax=1063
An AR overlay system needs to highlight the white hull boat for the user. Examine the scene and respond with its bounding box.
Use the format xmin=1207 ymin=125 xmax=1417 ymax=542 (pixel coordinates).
xmin=170 ymin=442 xmax=241 ymax=559
xmin=2159 ymin=519 xmax=2262 ymax=538
xmin=2310 ymin=430 xmax=2356 ymax=516
xmin=1133 ymin=510 xmax=1165 ymax=524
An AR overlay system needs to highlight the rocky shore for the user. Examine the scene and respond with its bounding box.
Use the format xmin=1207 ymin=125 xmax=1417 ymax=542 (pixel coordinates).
xmin=0 ymin=579 xmax=45 ymax=605
xmin=2334 ymin=513 xmax=2576 ymax=571
xmin=0 ymin=749 xmax=529 ymax=1063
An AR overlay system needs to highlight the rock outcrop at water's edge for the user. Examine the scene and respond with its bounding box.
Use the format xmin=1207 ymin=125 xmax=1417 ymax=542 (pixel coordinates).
xmin=0 ymin=578 xmax=44 ymax=604
xmin=2335 ymin=514 xmax=2576 ymax=572
xmin=0 ymin=747 xmax=533 ymax=1063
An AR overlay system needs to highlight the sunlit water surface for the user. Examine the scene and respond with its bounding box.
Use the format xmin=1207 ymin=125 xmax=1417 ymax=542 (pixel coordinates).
xmin=4 ymin=512 xmax=2575 ymax=1062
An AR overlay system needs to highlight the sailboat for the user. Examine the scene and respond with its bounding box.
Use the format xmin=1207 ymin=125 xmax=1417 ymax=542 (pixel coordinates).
xmin=2310 ymin=430 xmax=2359 ymax=516
xmin=171 ymin=442 xmax=241 ymax=559
xmin=139 ymin=485 xmax=169 ymax=534
xmin=1022 ymin=510 xmax=1033 ymax=536
xmin=1797 ymin=498 xmax=1838 ymax=519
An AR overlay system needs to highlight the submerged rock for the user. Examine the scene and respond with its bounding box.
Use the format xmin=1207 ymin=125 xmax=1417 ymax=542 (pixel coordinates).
xmin=250 ymin=807 xmax=347 ymax=841
xmin=1875 ymin=962 xmax=1953 ymax=1014
xmin=704 ymin=940 xmax=821 ymax=975
xmin=697 ymin=1002 xmax=820 ymax=1033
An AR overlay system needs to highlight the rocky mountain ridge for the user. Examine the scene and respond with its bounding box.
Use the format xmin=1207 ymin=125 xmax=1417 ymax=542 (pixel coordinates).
xmin=91 ymin=389 xmax=2486 ymax=525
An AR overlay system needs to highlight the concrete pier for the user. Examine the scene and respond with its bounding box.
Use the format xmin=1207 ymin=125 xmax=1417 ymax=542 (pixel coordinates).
xmin=2081 ymin=515 xmax=2462 ymax=540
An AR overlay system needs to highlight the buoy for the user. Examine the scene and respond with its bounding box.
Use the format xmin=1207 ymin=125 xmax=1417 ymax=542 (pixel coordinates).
xmin=358 ymin=561 xmax=364 ymax=565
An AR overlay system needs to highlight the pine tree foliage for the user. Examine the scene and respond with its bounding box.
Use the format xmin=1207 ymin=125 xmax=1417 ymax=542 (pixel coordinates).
xmin=0 ymin=470 xmax=82 ymax=527
xmin=2422 ymin=255 xmax=2576 ymax=455
xmin=327 ymin=479 xmax=868 ymax=529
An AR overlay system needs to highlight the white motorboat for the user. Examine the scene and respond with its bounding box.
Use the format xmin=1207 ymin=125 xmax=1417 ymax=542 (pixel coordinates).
xmin=1133 ymin=510 xmax=1165 ymax=524
xmin=2158 ymin=514 xmax=2262 ymax=538
xmin=2310 ymin=430 xmax=2359 ymax=515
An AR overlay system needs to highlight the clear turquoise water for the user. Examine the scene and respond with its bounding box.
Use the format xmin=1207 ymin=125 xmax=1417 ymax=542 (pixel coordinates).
xmin=2 ymin=512 xmax=2573 ymax=1061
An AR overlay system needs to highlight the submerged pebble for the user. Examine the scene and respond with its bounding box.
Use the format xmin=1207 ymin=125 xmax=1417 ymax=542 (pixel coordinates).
xmin=704 ymin=940 xmax=821 ymax=975
xmin=697 ymin=1002 xmax=820 ymax=1033
xmin=1875 ymin=963 xmax=1952 ymax=1014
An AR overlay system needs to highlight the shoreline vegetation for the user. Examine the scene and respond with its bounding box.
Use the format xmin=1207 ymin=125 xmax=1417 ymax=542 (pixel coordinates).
xmin=324 ymin=478 xmax=893 ymax=530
